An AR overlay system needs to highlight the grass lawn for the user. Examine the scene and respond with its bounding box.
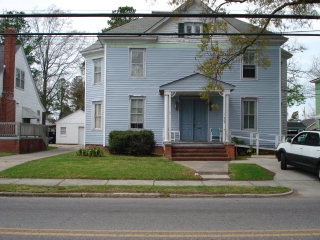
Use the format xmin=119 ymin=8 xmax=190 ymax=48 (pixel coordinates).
xmin=0 ymin=152 xmax=15 ymax=157
xmin=0 ymin=152 xmax=290 ymax=195
xmin=0 ymin=152 xmax=200 ymax=180
xmin=229 ymin=163 xmax=274 ymax=180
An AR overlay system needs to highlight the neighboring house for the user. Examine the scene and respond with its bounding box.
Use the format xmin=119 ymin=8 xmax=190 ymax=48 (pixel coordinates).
xmin=0 ymin=28 xmax=46 ymax=153
xmin=311 ymin=77 xmax=320 ymax=129
xmin=81 ymin=0 xmax=290 ymax=159
xmin=56 ymin=110 xmax=85 ymax=145
xmin=287 ymin=121 xmax=305 ymax=139
xmin=302 ymin=118 xmax=317 ymax=130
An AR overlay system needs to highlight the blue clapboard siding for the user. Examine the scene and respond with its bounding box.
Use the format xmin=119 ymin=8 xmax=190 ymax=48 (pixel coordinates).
xmin=85 ymin=43 xmax=282 ymax=146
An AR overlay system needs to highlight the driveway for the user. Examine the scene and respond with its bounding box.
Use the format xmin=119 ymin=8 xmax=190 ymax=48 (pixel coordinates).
xmin=237 ymin=156 xmax=320 ymax=198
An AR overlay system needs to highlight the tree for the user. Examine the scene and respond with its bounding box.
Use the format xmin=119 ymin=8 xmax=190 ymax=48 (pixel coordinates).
xmin=29 ymin=6 xmax=88 ymax=123
xmin=288 ymin=111 xmax=300 ymax=121
xmin=54 ymin=78 xmax=72 ymax=119
xmin=101 ymin=6 xmax=138 ymax=32
xmin=0 ymin=10 xmax=39 ymax=65
xmin=165 ymin=0 xmax=320 ymax=105
xmin=69 ymin=76 xmax=85 ymax=111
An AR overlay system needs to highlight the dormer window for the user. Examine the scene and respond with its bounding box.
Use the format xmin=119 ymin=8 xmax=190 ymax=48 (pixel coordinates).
xmin=178 ymin=22 xmax=203 ymax=37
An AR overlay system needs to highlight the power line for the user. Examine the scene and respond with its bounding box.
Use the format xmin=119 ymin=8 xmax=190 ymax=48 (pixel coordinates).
xmin=0 ymin=12 xmax=320 ymax=20
xmin=2 ymin=32 xmax=320 ymax=37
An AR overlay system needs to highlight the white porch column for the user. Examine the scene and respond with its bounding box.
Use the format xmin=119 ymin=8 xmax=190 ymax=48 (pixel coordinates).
xmin=222 ymin=90 xmax=231 ymax=143
xmin=163 ymin=91 xmax=171 ymax=142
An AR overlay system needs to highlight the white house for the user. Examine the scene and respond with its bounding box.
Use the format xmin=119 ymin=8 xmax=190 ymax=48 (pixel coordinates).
xmin=56 ymin=110 xmax=85 ymax=145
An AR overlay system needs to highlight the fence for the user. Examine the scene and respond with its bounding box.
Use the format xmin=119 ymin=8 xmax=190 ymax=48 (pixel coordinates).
xmin=230 ymin=129 xmax=285 ymax=155
xmin=0 ymin=122 xmax=47 ymax=138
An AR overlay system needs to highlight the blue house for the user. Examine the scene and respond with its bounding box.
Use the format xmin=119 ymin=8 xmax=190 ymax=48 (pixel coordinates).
xmin=81 ymin=0 xmax=290 ymax=160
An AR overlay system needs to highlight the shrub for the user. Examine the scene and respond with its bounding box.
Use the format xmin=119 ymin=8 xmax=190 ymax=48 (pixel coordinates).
xmin=76 ymin=146 xmax=105 ymax=157
xmin=109 ymin=130 xmax=155 ymax=156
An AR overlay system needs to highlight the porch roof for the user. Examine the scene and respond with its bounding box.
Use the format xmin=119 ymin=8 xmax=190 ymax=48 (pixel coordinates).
xmin=159 ymin=73 xmax=235 ymax=94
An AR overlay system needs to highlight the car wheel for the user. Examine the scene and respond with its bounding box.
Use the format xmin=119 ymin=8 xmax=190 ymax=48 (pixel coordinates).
xmin=280 ymin=152 xmax=287 ymax=170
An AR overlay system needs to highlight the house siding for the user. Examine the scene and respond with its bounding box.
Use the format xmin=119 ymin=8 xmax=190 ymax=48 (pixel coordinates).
xmin=82 ymin=0 xmax=288 ymax=148
xmin=14 ymin=47 xmax=44 ymax=124
xmin=84 ymin=44 xmax=283 ymax=146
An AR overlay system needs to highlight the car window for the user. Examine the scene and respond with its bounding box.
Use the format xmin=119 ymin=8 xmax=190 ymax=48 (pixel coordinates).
xmin=305 ymin=133 xmax=320 ymax=146
xmin=292 ymin=132 xmax=308 ymax=145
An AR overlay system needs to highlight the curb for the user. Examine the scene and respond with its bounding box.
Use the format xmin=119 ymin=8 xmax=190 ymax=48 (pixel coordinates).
xmin=0 ymin=189 xmax=294 ymax=198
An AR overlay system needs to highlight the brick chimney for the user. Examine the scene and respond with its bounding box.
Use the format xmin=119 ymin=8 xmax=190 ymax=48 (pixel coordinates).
xmin=0 ymin=28 xmax=16 ymax=122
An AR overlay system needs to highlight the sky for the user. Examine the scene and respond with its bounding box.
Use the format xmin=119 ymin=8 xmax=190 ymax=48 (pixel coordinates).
xmin=1 ymin=0 xmax=319 ymax=119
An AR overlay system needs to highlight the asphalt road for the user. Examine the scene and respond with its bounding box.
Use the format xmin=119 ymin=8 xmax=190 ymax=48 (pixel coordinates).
xmin=1 ymin=197 xmax=320 ymax=239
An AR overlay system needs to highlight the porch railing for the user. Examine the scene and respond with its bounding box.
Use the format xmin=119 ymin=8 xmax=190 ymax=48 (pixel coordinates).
xmin=0 ymin=122 xmax=47 ymax=139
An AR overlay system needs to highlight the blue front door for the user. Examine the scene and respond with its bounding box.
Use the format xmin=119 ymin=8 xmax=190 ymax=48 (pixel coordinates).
xmin=180 ymin=98 xmax=208 ymax=141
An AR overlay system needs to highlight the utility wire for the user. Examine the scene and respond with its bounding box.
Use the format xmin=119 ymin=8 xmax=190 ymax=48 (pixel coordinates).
xmin=2 ymin=32 xmax=320 ymax=37
xmin=0 ymin=12 xmax=320 ymax=19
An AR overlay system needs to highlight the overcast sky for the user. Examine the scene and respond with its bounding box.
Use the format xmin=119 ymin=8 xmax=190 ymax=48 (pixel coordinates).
xmin=2 ymin=0 xmax=319 ymax=118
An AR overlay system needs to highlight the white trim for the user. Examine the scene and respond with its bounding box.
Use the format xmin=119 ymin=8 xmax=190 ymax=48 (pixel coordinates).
xmin=103 ymin=44 xmax=107 ymax=146
xmin=128 ymin=48 xmax=146 ymax=78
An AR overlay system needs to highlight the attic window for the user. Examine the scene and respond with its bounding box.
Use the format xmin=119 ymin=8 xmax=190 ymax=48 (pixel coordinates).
xmin=178 ymin=22 xmax=203 ymax=37
xmin=15 ymin=68 xmax=25 ymax=89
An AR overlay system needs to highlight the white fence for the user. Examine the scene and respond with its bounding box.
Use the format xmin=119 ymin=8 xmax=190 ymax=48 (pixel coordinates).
xmin=230 ymin=129 xmax=285 ymax=155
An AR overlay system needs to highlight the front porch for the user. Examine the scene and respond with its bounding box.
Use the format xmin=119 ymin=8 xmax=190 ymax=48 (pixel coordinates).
xmin=0 ymin=122 xmax=47 ymax=153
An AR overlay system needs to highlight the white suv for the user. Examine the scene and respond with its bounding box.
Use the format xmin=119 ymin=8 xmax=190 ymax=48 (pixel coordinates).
xmin=275 ymin=131 xmax=320 ymax=180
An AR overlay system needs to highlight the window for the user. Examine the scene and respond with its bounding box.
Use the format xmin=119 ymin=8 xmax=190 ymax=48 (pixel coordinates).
xmin=243 ymin=51 xmax=256 ymax=78
xmin=93 ymin=58 xmax=102 ymax=84
xmin=60 ymin=127 xmax=66 ymax=135
xmin=16 ymin=68 xmax=25 ymax=89
xmin=130 ymin=97 xmax=145 ymax=129
xmin=93 ymin=102 xmax=102 ymax=129
xmin=178 ymin=22 xmax=203 ymax=37
xmin=242 ymin=98 xmax=257 ymax=130
xmin=129 ymin=48 xmax=146 ymax=78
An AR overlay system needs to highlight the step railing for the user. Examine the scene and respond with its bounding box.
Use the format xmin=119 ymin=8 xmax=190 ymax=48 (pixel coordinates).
xmin=230 ymin=129 xmax=285 ymax=155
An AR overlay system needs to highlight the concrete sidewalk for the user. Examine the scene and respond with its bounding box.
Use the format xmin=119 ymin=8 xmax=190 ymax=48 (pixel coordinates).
xmin=0 ymin=145 xmax=319 ymax=197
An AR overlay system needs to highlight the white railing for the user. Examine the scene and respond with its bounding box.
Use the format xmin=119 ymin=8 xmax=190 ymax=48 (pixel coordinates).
xmin=230 ymin=129 xmax=285 ymax=155
xmin=0 ymin=122 xmax=47 ymax=138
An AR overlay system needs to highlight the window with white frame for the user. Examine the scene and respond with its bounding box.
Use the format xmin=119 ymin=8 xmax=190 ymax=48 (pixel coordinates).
xmin=242 ymin=98 xmax=257 ymax=130
xmin=15 ymin=68 xmax=25 ymax=89
xmin=129 ymin=48 xmax=146 ymax=78
xmin=178 ymin=22 xmax=203 ymax=37
xmin=130 ymin=97 xmax=145 ymax=129
xmin=93 ymin=102 xmax=102 ymax=129
xmin=60 ymin=127 xmax=66 ymax=135
xmin=242 ymin=51 xmax=256 ymax=78
xmin=93 ymin=58 xmax=102 ymax=84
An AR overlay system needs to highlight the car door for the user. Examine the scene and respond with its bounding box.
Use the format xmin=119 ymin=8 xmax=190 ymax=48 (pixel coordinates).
xmin=300 ymin=132 xmax=320 ymax=172
xmin=288 ymin=132 xmax=308 ymax=165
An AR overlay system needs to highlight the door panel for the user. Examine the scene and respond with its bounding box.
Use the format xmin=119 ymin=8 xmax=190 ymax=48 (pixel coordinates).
xmin=180 ymin=98 xmax=207 ymax=141
xmin=180 ymin=99 xmax=193 ymax=141
xmin=194 ymin=100 xmax=208 ymax=141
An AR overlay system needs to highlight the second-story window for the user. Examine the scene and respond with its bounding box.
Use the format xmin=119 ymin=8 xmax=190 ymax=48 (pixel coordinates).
xmin=178 ymin=22 xmax=203 ymax=37
xmin=15 ymin=68 xmax=25 ymax=89
xmin=243 ymin=51 xmax=256 ymax=78
xmin=93 ymin=58 xmax=102 ymax=84
xmin=129 ymin=48 xmax=146 ymax=78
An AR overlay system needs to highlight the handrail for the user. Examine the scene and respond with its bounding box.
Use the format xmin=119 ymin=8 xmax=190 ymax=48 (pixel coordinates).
xmin=0 ymin=122 xmax=47 ymax=139
xmin=230 ymin=129 xmax=285 ymax=155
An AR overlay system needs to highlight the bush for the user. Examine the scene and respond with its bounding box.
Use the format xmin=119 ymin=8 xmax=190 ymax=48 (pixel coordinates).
xmin=76 ymin=147 xmax=105 ymax=157
xmin=109 ymin=130 xmax=155 ymax=156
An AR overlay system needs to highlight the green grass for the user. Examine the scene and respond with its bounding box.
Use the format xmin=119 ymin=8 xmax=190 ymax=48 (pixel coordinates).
xmin=0 ymin=152 xmax=15 ymax=157
xmin=0 ymin=184 xmax=290 ymax=196
xmin=229 ymin=163 xmax=274 ymax=180
xmin=0 ymin=152 xmax=200 ymax=180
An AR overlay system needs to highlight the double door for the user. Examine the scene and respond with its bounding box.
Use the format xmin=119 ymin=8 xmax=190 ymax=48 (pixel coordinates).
xmin=180 ymin=98 xmax=208 ymax=141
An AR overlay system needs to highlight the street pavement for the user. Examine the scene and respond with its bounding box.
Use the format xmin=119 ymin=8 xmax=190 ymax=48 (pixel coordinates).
xmin=0 ymin=145 xmax=319 ymax=197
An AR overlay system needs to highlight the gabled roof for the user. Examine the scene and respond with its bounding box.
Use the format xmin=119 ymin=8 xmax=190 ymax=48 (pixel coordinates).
xmin=159 ymin=73 xmax=235 ymax=93
xmin=310 ymin=77 xmax=320 ymax=83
